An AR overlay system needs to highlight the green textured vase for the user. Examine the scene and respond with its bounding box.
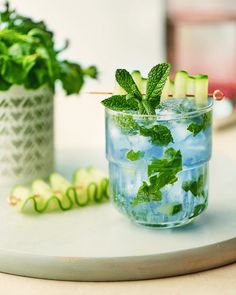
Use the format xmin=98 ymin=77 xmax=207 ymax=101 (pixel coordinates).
xmin=0 ymin=85 xmax=54 ymax=188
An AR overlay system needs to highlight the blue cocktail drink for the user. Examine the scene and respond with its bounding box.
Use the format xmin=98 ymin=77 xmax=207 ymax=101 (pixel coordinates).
xmin=102 ymin=64 xmax=213 ymax=228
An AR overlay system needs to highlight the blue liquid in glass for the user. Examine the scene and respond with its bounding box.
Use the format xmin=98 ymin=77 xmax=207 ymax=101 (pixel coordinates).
xmin=106 ymin=99 xmax=212 ymax=228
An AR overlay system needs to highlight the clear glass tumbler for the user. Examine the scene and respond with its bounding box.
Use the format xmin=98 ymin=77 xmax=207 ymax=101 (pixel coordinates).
xmin=105 ymin=98 xmax=213 ymax=228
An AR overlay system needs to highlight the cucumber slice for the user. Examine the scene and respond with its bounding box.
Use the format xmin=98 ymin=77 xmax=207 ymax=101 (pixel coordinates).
xmin=173 ymin=70 xmax=189 ymax=98
xmin=158 ymin=203 xmax=182 ymax=216
xmin=11 ymin=186 xmax=30 ymax=201
xmin=169 ymin=80 xmax=174 ymax=95
xmin=113 ymin=81 xmax=127 ymax=95
xmin=50 ymin=173 xmax=70 ymax=193
xmin=194 ymin=74 xmax=208 ymax=106
xmin=161 ymin=78 xmax=170 ymax=100
xmin=9 ymin=186 xmax=31 ymax=211
xmin=161 ymin=78 xmax=175 ymax=100
xmin=32 ymin=179 xmax=52 ymax=199
xmin=187 ymin=75 xmax=195 ymax=95
xmin=73 ymin=167 xmax=107 ymax=202
xmin=131 ymin=70 xmax=142 ymax=93
xmin=73 ymin=168 xmax=91 ymax=187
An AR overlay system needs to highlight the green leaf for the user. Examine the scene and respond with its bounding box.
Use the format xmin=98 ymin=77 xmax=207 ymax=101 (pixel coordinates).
xmin=0 ymin=2 xmax=97 ymax=94
xmin=59 ymin=61 xmax=84 ymax=95
xmin=182 ymin=173 xmax=207 ymax=198
xmin=83 ymin=65 xmax=98 ymax=78
xmin=0 ymin=41 xmax=8 ymax=54
xmin=102 ymin=95 xmax=139 ymax=112
xmin=115 ymin=69 xmax=142 ymax=99
xmin=187 ymin=112 xmax=212 ymax=136
xmin=0 ymin=58 xmax=24 ymax=84
xmin=126 ymin=150 xmax=144 ymax=161
xmin=141 ymin=100 xmax=155 ymax=115
xmin=131 ymin=179 xmax=162 ymax=206
xmin=193 ymin=204 xmax=206 ymax=216
xmin=146 ymin=63 xmax=170 ymax=107
xmin=132 ymin=148 xmax=182 ymax=206
xmin=112 ymin=114 xmax=140 ymax=135
xmin=139 ymin=124 xmax=173 ymax=146
xmin=148 ymin=148 xmax=182 ymax=176
xmin=0 ymin=75 xmax=11 ymax=90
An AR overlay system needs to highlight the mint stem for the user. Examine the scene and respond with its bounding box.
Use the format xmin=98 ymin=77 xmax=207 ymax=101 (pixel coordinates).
xmin=142 ymin=101 xmax=155 ymax=115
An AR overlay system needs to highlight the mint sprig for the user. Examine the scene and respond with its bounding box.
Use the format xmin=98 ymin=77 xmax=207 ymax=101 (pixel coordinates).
xmin=101 ymin=63 xmax=170 ymax=115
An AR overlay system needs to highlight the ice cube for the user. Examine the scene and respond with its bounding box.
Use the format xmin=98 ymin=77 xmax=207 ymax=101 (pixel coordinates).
xmin=156 ymin=98 xmax=197 ymax=117
xmin=180 ymin=129 xmax=212 ymax=166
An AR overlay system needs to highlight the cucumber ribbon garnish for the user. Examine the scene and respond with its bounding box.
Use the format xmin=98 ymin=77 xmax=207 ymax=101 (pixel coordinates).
xmin=9 ymin=167 xmax=109 ymax=213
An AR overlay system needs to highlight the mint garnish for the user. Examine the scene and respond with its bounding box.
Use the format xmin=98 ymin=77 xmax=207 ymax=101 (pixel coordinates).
xmin=131 ymin=148 xmax=182 ymax=206
xmin=146 ymin=63 xmax=171 ymax=108
xmin=126 ymin=150 xmax=144 ymax=161
xmin=101 ymin=63 xmax=170 ymax=115
xmin=187 ymin=113 xmax=211 ymax=136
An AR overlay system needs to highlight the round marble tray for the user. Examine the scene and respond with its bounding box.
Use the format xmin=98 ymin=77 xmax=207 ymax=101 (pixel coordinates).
xmin=0 ymin=148 xmax=235 ymax=281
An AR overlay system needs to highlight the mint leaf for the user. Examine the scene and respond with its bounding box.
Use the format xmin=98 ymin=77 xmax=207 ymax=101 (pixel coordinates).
xmin=115 ymin=69 xmax=142 ymax=99
xmin=182 ymin=173 xmax=207 ymax=198
xmin=112 ymin=114 xmax=173 ymax=146
xmin=112 ymin=114 xmax=140 ymax=135
xmin=146 ymin=63 xmax=170 ymax=107
xmin=102 ymin=95 xmax=139 ymax=112
xmin=148 ymin=148 xmax=182 ymax=176
xmin=172 ymin=203 xmax=183 ymax=215
xmin=158 ymin=203 xmax=182 ymax=216
xmin=139 ymin=124 xmax=173 ymax=146
xmin=126 ymin=150 xmax=144 ymax=161
xmin=193 ymin=203 xmax=206 ymax=216
xmin=131 ymin=179 xmax=162 ymax=206
xmin=187 ymin=112 xmax=212 ymax=136
xmin=131 ymin=148 xmax=182 ymax=206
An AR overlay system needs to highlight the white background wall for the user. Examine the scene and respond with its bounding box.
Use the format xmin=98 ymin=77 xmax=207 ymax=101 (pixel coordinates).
xmin=10 ymin=0 xmax=166 ymax=150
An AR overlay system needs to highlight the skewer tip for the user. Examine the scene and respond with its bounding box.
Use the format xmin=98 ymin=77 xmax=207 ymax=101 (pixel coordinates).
xmin=213 ymin=90 xmax=224 ymax=101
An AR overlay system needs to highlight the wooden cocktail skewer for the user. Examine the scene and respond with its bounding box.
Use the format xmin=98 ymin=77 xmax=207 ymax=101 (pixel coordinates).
xmin=85 ymin=90 xmax=225 ymax=101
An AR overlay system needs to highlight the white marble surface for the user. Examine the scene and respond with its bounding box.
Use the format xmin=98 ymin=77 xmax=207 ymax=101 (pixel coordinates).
xmin=0 ymin=148 xmax=235 ymax=280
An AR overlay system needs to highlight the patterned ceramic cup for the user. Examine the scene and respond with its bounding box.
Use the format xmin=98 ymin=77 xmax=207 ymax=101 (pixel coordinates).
xmin=0 ymin=85 xmax=54 ymax=189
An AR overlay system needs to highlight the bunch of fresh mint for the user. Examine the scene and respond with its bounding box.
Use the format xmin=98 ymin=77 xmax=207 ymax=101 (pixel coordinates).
xmin=102 ymin=63 xmax=170 ymax=115
xmin=0 ymin=2 xmax=97 ymax=93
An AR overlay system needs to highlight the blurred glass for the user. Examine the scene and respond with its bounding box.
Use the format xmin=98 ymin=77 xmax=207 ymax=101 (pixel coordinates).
xmin=167 ymin=0 xmax=236 ymax=100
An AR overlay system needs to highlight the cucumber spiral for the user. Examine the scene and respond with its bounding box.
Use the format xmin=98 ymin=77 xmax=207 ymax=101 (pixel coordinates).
xmin=9 ymin=168 xmax=109 ymax=214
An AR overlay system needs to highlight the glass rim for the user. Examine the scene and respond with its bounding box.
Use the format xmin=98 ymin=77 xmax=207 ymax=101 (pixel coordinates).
xmin=105 ymin=98 xmax=213 ymax=121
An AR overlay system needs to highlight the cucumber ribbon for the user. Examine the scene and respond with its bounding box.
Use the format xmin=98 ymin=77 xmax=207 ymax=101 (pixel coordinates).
xmin=9 ymin=167 xmax=109 ymax=214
